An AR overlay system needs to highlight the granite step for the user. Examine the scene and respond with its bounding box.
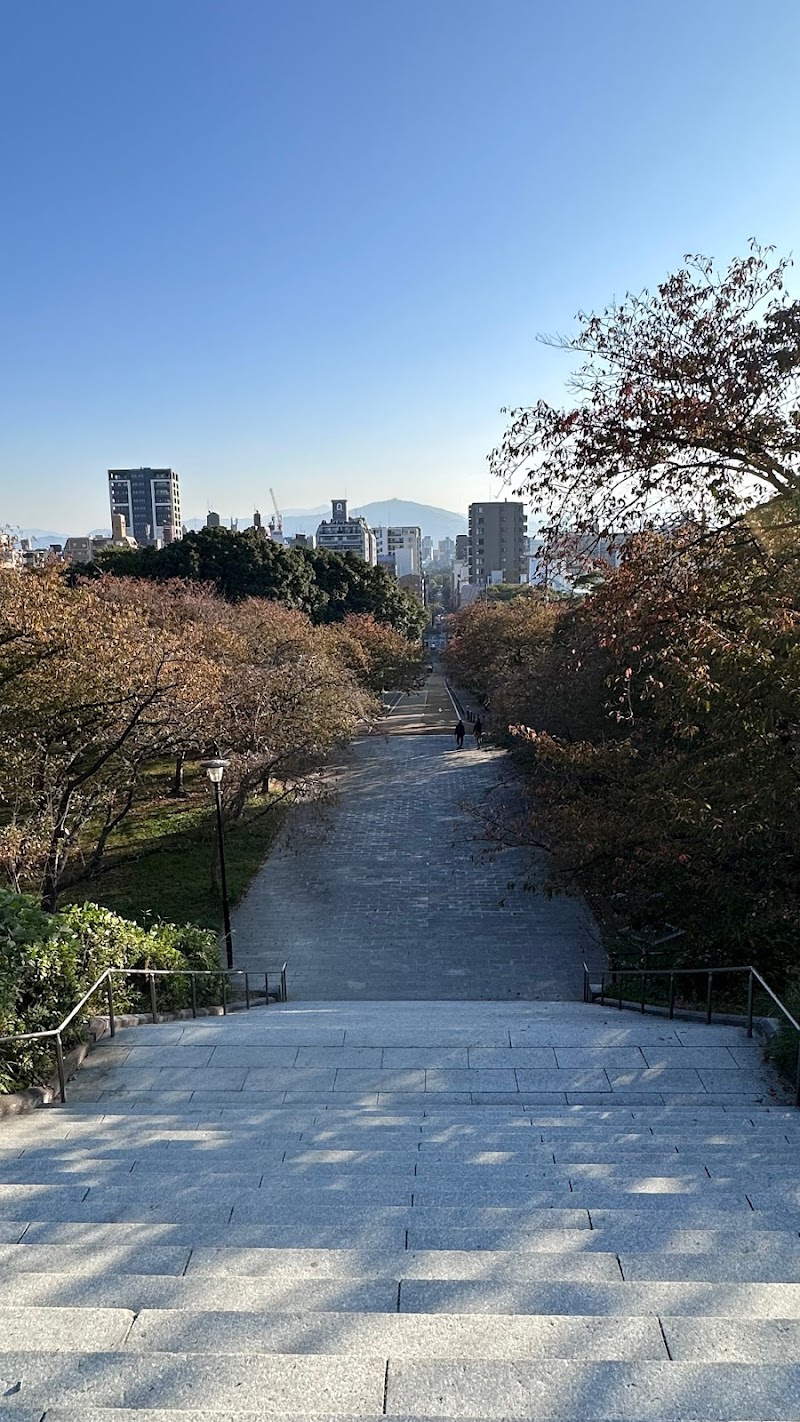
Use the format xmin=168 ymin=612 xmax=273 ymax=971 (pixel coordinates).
xmin=0 ymin=1000 xmax=797 ymax=1420
xmin=6 ymin=1272 xmax=800 ymax=1317
xmin=2 ymin=1352 xmax=800 ymax=1416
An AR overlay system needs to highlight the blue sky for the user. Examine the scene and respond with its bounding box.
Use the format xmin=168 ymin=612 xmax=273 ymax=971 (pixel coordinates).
xmin=2 ymin=0 xmax=800 ymax=532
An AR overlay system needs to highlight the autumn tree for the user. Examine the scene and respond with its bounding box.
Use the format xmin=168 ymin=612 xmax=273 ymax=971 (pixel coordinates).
xmin=329 ymin=613 xmax=426 ymax=696
xmin=0 ymin=570 xmax=219 ymax=909
xmin=491 ymin=243 xmax=800 ymax=551
xmin=458 ymin=526 xmax=800 ymax=982
xmin=444 ymin=596 xmax=560 ymax=715
xmin=212 ymin=600 xmax=370 ymax=820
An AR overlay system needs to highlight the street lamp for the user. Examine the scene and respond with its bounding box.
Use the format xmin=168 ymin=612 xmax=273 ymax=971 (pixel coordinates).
xmin=201 ymin=758 xmax=233 ymax=971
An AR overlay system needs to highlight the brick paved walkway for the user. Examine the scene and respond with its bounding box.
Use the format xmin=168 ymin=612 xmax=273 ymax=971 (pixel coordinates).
xmin=232 ymin=724 xmax=600 ymax=1000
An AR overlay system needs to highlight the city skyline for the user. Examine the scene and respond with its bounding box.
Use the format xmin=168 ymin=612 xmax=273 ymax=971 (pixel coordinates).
xmin=2 ymin=0 xmax=800 ymax=530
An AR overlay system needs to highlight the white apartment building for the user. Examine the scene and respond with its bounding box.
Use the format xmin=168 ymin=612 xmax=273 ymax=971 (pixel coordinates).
xmin=373 ymin=525 xmax=421 ymax=575
xmin=316 ymin=500 xmax=377 ymax=565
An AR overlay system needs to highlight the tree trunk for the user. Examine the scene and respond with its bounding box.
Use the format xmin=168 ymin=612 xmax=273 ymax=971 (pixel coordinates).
xmin=171 ymin=750 xmax=186 ymax=797
xmin=40 ymin=789 xmax=74 ymax=913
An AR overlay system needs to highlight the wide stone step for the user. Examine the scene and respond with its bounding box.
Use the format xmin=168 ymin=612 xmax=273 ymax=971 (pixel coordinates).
xmin=0 ymin=1274 xmax=399 ymax=1311
xmin=118 ymin=1308 xmax=668 ymax=1358
xmin=0 ymin=1350 xmax=382 ymax=1411
xmin=384 ymin=1359 xmax=800 ymax=1418
xmin=5 ymin=1156 xmax=779 ymax=1184
xmin=4 ymin=1352 xmax=800 ymax=1417
xmin=6 ymin=1273 xmax=800 ymax=1318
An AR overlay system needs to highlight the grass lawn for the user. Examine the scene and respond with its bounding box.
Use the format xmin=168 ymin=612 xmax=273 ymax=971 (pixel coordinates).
xmin=62 ymin=762 xmax=287 ymax=931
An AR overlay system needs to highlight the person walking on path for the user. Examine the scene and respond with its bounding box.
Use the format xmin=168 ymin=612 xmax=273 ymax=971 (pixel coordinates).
xmin=454 ymin=719 xmax=465 ymax=748
xmin=474 ymin=716 xmax=484 ymax=749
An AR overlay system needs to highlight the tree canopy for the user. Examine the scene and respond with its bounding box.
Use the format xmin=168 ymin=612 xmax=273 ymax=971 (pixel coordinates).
xmin=491 ymin=243 xmax=800 ymax=551
xmin=91 ymin=526 xmax=426 ymax=639
xmin=444 ymin=523 xmax=800 ymax=983
xmin=0 ymin=570 xmax=422 ymax=909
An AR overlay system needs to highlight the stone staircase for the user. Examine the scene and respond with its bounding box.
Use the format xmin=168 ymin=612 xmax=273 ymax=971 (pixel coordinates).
xmin=0 ymin=999 xmax=798 ymax=1419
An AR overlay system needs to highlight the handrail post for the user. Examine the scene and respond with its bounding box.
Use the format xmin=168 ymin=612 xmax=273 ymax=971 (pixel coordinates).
xmin=190 ymin=974 xmax=197 ymax=1020
xmin=668 ymin=973 xmax=675 ymax=1020
xmin=245 ymin=972 xmax=251 ymax=1010
xmin=222 ymin=975 xmax=228 ymax=1015
xmin=795 ymin=1033 xmax=800 ymax=1110
xmin=641 ymin=970 xmax=646 ymax=1015
xmin=583 ymin=965 xmax=588 ymax=1004
xmin=281 ymin=964 xmax=287 ymax=1002
xmin=746 ymin=970 xmax=754 ymax=1039
xmin=599 ymin=972 xmax=605 ymax=1007
xmin=106 ymin=976 xmax=116 ymax=1039
xmin=706 ymin=971 xmax=713 ymax=1025
xmin=55 ymin=1034 xmax=66 ymax=1104
xmin=265 ymin=972 xmax=270 ymax=1005
xmin=149 ymin=972 xmax=157 ymax=1024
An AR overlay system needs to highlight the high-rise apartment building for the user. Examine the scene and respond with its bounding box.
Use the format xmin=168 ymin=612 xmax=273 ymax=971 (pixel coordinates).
xmin=108 ymin=468 xmax=182 ymax=547
xmin=315 ymin=500 xmax=377 ymax=565
xmin=468 ymin=501 xmax=527 ymax=585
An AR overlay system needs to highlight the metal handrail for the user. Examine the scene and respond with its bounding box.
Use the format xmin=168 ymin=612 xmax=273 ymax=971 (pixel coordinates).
xmin=0 ymin=961 xmax=289 ymax=1104
xmin=582 ymin=960 xmax=800 ymax=1104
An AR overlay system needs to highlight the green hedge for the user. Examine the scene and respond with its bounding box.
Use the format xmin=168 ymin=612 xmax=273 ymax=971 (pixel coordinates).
xmin=0 ymin=891 xmax=220 ymax=1093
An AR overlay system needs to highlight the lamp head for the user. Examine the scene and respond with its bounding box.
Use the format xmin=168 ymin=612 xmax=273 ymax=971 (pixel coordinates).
xmin=200 ymin=757 xmax=229 ymax=785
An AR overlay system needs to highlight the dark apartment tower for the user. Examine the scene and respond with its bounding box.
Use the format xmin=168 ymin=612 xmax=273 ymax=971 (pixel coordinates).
xmin=468 ymin=501 xmax=527 ymax=585
xmin=108 ymin=468 xmax=182 ymax=547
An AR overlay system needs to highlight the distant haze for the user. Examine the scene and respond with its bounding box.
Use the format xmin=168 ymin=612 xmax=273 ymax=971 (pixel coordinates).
xmin=19 ymin=501 xmax=480 ymax=550
xmin=186 ymin=499 xmax=468 ymax=545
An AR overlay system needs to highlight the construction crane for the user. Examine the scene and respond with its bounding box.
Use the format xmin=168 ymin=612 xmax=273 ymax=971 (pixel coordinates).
xmin=269 ymin=487 xmax=283 ymax=536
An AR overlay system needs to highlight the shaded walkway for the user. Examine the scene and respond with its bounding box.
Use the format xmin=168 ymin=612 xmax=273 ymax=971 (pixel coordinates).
xmin=232 ymin=724 xmax=599 ymax=999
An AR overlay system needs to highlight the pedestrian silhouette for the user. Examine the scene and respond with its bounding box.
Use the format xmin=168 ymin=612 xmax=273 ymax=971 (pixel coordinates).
xmin=454 ymin=719 xmax=465 ymax=748
xmin=474 ymin=716 xmax=483 ymax=748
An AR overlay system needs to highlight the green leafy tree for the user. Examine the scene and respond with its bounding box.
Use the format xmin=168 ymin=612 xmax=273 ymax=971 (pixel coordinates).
xmin=94 ymin=529 xmax=426 ymax=636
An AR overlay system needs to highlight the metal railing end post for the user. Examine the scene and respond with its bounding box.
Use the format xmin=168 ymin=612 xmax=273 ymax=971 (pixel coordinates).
xmin=55 ymin=1034 xmax=66 ymax=1104
xmin=747 ymin=969 xmax=754 ymax=1039
xmin=106 ymin=977 xmax=116 ymax=1038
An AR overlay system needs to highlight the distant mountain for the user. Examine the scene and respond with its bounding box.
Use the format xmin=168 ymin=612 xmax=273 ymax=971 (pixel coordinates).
xmin=184 ymin=500 xmax=467 ymax=544
xmin=352 ymin=500 xmax=467 ymax=543
xmin=14 ymin=529 xmax=68 ymax=548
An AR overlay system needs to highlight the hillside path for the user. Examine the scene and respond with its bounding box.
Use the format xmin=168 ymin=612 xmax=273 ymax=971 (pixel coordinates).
xmin=231 ymin=675 xmax=599 ymax=999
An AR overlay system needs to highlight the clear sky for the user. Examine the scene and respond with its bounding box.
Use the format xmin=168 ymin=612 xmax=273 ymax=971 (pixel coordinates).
xmin=2 ymin=0 xmax=800 ymax=533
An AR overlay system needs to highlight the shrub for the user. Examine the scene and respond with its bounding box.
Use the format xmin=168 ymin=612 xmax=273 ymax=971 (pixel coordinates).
xmin=0 ymin=890 xmax=219 ymax=1092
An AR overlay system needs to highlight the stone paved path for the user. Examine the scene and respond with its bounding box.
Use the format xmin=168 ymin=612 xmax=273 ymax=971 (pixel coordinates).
xmin=232 ymin=728 xmax=599 ymax=1000
xmin=380 ymin=665 xmax=458 ymax=735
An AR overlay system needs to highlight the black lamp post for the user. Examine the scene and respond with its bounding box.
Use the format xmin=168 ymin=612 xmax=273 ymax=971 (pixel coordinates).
xmin=201 ymin=757 xmax=233 ymax=970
